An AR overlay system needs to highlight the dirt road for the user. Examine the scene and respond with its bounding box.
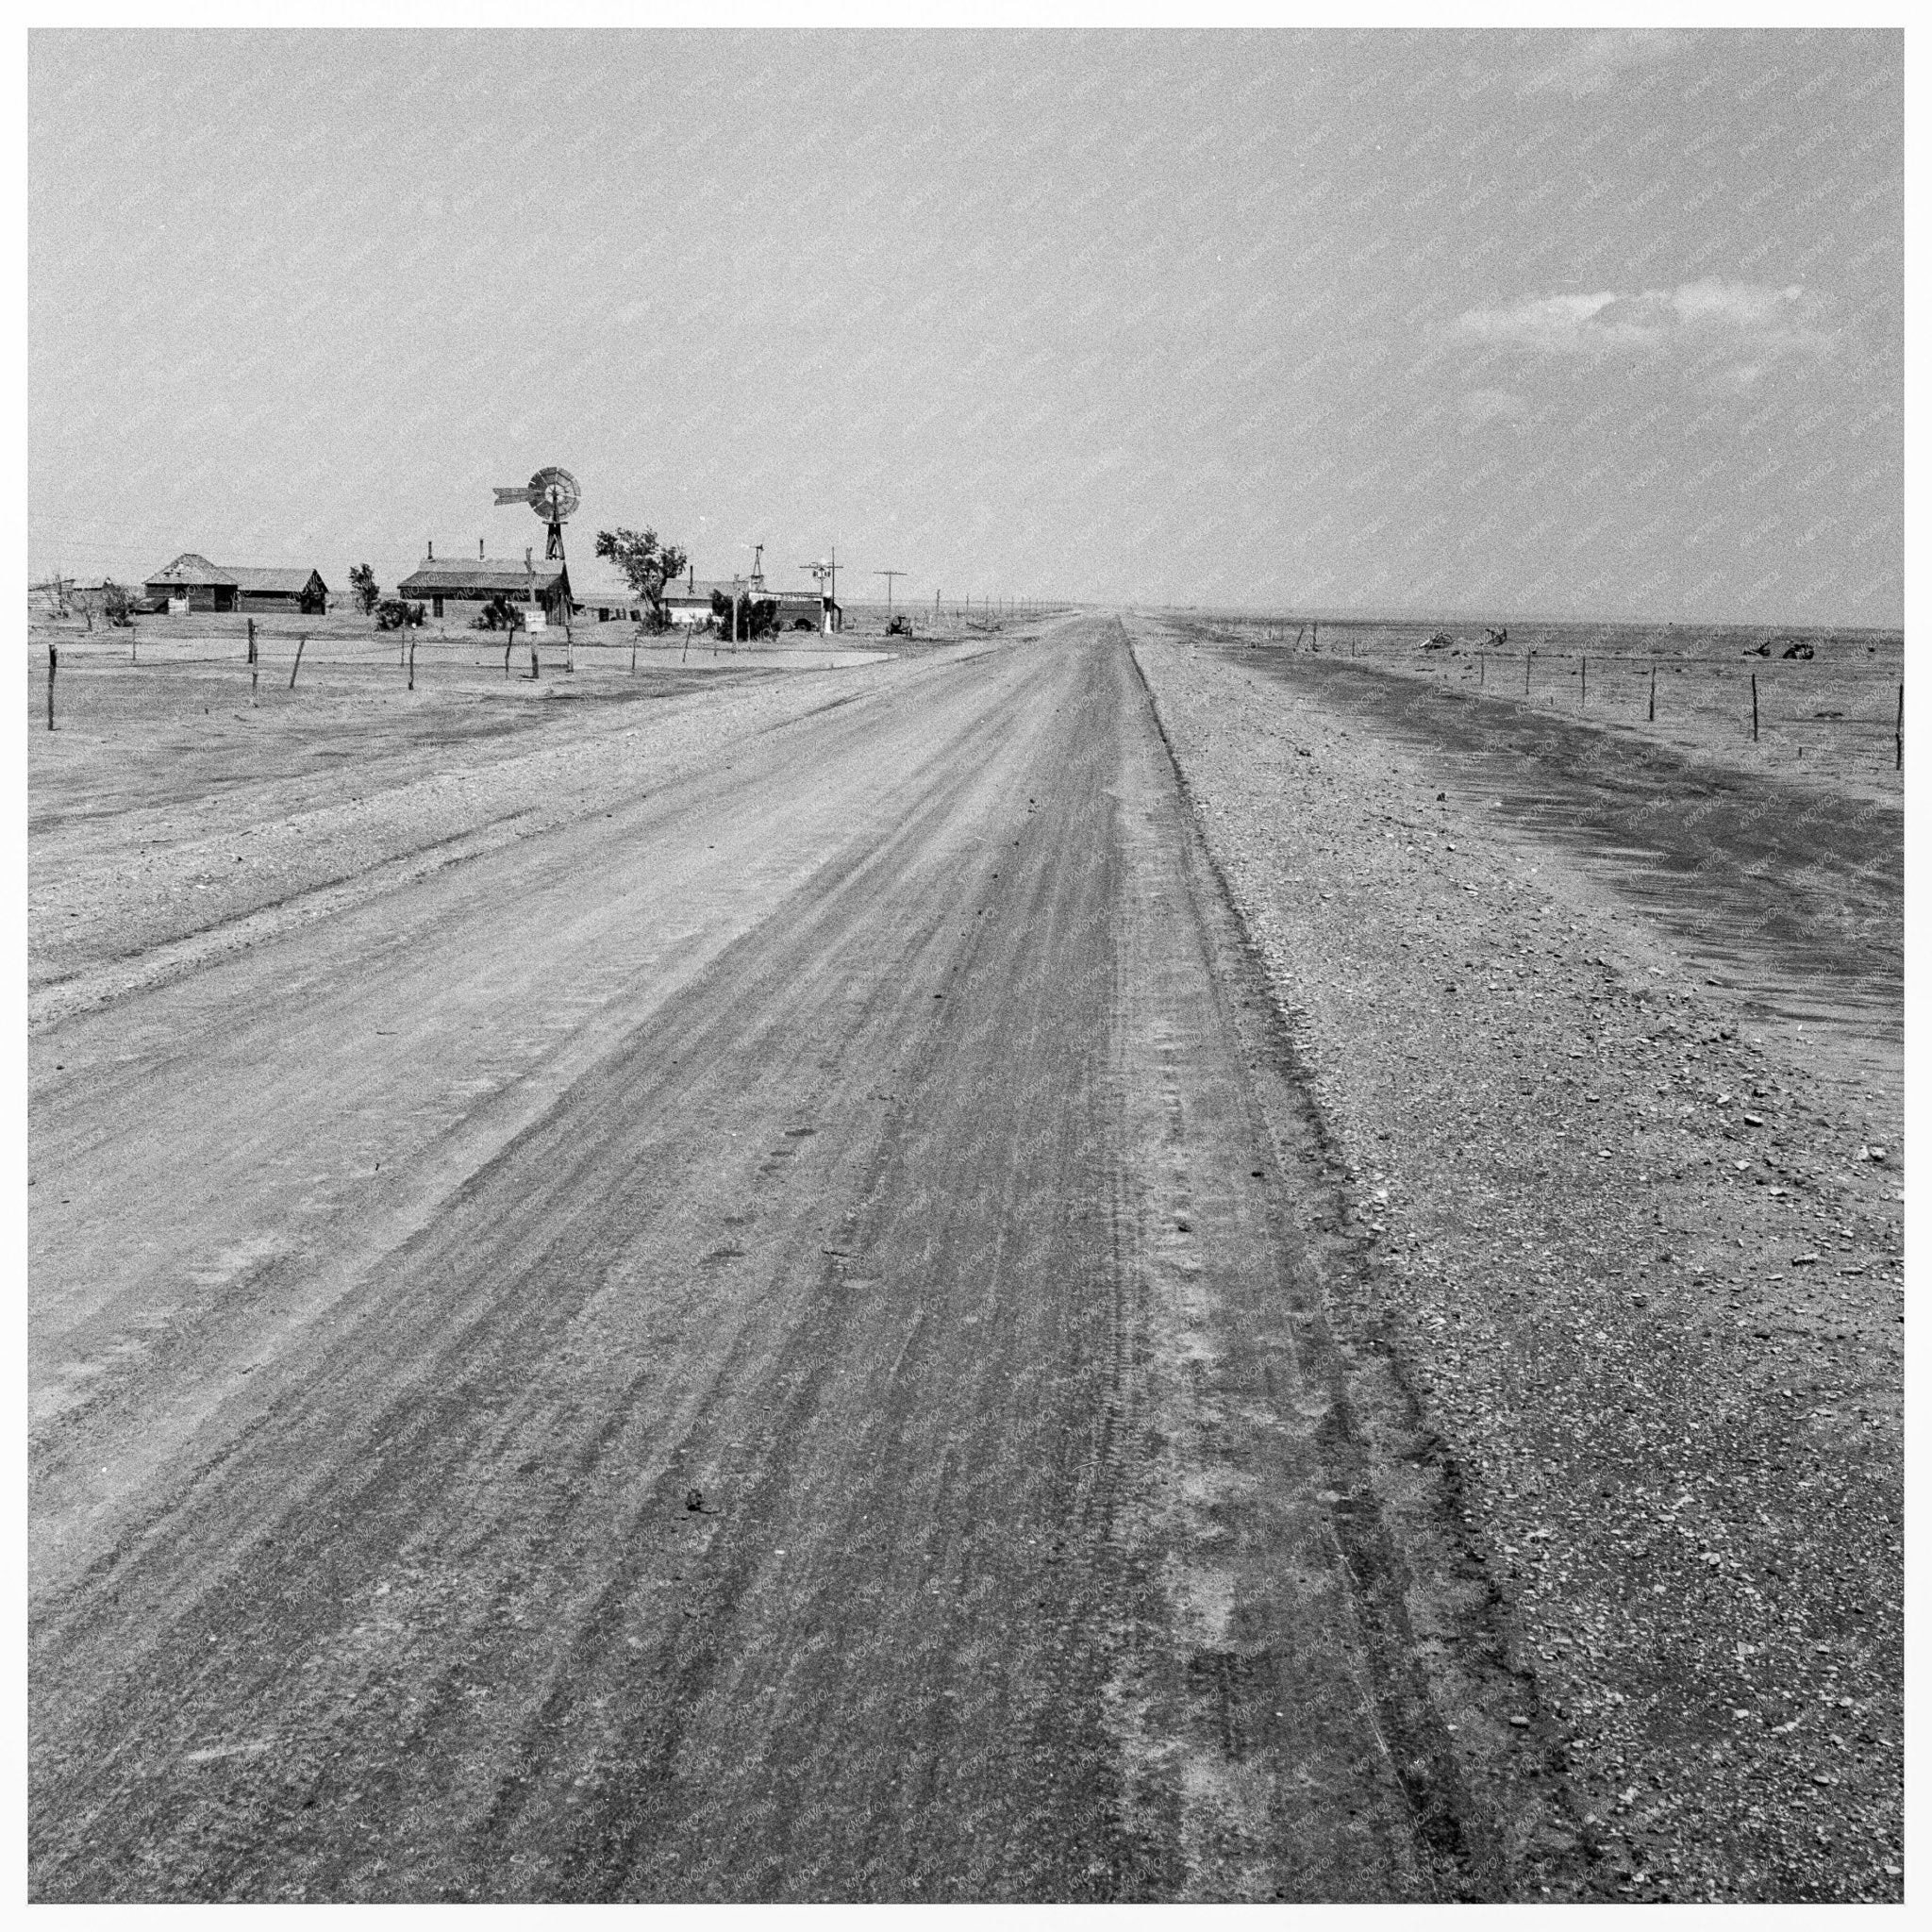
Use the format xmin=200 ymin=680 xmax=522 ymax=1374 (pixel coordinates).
xmin=30 ymin=619 xmax=1547 ymax=1901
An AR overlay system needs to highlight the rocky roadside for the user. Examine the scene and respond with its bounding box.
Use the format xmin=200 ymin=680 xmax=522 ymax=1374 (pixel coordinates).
xmin=1126 ymin=617 xmax=1904 ymax=1903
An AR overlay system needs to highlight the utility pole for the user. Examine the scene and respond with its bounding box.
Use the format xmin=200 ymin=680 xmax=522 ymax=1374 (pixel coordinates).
xmin=874 ymin=569 xmax=905 ymax=616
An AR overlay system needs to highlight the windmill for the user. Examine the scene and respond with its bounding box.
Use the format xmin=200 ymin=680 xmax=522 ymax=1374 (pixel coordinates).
xmin=492 ymin=465 xmax=580 ymax=561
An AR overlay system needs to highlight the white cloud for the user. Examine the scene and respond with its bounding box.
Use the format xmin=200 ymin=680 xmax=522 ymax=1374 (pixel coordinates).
xmin=1452 ymin=281 xmax=1841 ymax=383
xmin=1520 ymin=29 xmax=1690 ymax=98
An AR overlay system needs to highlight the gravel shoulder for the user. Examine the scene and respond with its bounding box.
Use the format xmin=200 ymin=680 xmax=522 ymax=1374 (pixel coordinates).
xmin=1127 ymin=617 xmax=1904 ymax=1903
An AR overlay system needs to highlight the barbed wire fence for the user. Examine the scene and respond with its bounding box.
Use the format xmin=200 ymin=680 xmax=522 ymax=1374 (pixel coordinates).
xmin=1202 ymin=620 xmax=1904 ymax=778
xmin=24 ymin=596 xmax=1087 ymax=729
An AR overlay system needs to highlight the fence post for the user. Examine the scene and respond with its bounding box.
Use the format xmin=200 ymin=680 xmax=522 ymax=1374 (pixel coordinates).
xmin=1649 ymin=663 xmax=1657 ymax=722
xmin=46 ymin=641 xmax=56 ymax=731
xmin=408 ymin=631 xmax=417 ymax=691
xmin=1751 ymin=672 xmax=1758 ymax=741
xmin=1582 ymin=656 xmax=1588 ymax=707
xmin=1524 ymin=651 xmax=1531 ymax=697
xmin=1898 ymin=683 xmax=1904 ymax=771
xmin=289 ymin=635 xmax=307 ymax=688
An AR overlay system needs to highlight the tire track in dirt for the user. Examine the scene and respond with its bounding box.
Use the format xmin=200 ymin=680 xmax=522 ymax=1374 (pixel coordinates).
xmin=33 ymin=617 xmax=1517 ymax=1900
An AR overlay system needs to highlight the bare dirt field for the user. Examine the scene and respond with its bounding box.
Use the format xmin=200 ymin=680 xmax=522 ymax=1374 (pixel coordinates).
xmin=27 ymin=612 xmax=1901 ymax=1901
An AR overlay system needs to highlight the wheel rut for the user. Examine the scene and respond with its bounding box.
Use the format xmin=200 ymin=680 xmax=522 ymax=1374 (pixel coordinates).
xmin=33 ymin=616 xmax=1533 ymax=1900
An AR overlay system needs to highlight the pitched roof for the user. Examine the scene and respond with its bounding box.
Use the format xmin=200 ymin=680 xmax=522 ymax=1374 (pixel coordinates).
xmin=229 ymin=566 xmax=325 ymax=594
xmin=143 ymin=556 xmax=325 ymax=591
xmin=396 ymin=558 xmax=571 ymax=594
xmin=146 ymin=553 xmax=233 ymax=587
xmin=573 ymin=569 xmax=648 ymax=606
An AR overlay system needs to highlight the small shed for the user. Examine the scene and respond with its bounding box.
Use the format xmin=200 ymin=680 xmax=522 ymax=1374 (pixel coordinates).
xmin=573 ymin=569 xmax=648 ymax=624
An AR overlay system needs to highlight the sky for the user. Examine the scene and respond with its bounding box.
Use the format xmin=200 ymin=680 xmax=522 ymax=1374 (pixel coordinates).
xmin=27 ymin=28 xmax=1904 ymax=625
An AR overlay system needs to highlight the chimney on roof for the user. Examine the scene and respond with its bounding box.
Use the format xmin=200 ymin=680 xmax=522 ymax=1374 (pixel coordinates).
xmin=479 ymin=538 xmax=485 ymax=559
xmin=689 ymin=564 xmax=694 ymax=592
xmin=427 ymin=540 xmax=434 ymax=560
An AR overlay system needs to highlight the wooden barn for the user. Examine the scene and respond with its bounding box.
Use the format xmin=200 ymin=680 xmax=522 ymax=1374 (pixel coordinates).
xmin=397 ymin=553 xmax=574 ymax=627
xmin=142 ymin=554 xmax=328 ymax=614
xmin=230 ymin=566 xmax=329 ymax=615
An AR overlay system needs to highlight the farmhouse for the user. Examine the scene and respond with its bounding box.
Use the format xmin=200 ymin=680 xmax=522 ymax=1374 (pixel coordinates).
xmin=396 ymin=552 xmax=574 ymax=627
xmin=658 ymin=570 xmax=841 ymax=633
xmin=661 ymin=576 xmax=744 ymax=627
xmin=142 ymin=554 xmax=329 ymax=615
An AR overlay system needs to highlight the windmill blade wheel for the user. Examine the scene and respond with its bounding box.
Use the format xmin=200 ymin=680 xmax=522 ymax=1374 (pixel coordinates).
xmin=528 ymin=466 xmax=580 ymax=525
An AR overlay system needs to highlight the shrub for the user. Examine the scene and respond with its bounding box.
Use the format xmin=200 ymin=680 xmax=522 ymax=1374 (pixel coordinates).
xmin=708 ymin=591 xmax=779 ymax=640
xmin=473 ymin=595 xmax=524 ymax=632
